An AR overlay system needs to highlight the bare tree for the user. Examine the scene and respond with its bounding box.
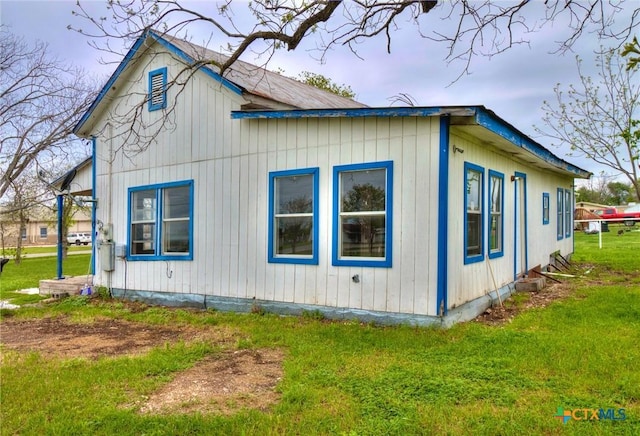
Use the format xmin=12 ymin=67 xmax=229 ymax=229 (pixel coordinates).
xmin=0 ymin=28 xmax=96 ymax=199
xmin=0 ymin=175 xmax=49 ymax=264
xmin=537 ymin=47 xmax=640 ymax=201
xmin=72 ymin=0 xmax=639 ymax=78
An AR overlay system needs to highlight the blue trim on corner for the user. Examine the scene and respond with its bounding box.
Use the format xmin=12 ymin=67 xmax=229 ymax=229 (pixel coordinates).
xmin=332 ymin=160 xmax=393 ymax=268
xmin=513 ymin=172 xmax=528 ymax=279
xmin=437 ymin=116 xmax=450 ymax=315
xmin=56 ymin=195 xmax=63 ymax=279
xmin=464 ymin=162 xmax=484 ymax=265
xmin=148 ymin=67 xmax=167 ymax=111
xmin=488 ymin=170 xmax=505 ymax=259
xmin=91 ymin=137 xmax=97 ymax=275
xmin=127 ymin=179 xmax=194 ymax=261
xmin=564 ymin=189 xmax=572 ymax=238
xmin=268 ymin=167 xmax=319 ymax=265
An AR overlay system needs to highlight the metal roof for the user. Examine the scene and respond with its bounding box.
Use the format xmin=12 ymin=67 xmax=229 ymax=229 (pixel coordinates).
xmin=161 ymin=33 xmax=367 ymax=110
xmin=74 ymin=30 xmax=366 ymax=135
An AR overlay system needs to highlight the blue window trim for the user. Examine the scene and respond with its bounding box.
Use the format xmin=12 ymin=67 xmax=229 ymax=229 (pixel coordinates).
xmin=488 ymin=170 xmax=504 ymax=259
xmin=127 ymin=179 xmax=194 ymax=261
xmin=542 ymin=192 xmax=550 ymax=225
xmin=148 ymin=67 xmax=167 ymax=111
xmin=564 ymin=189 xmax=572 ymax=238
xmin=40 ymin=227 xmax=47 ymax=238
xmin=557 ymin=188 xmax=564 ymax=240
xmin=464 ymin=162 xmax=484 ymax=265
xmin=332 ymin=160 xmax=393 ymax=268
xmin=268 ymin=167 xmax=319 ymax=265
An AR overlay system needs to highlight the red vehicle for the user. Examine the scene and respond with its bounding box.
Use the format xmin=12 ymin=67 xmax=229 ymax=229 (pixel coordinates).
xmin=599 ymin=206 xmax=640 ymax=226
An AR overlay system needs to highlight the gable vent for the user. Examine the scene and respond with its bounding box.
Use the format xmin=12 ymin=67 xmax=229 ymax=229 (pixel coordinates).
xmin=148 ymin=67 xmax=167 ymax=111
xmin=151 ymin=73 xmax=164 ymax=105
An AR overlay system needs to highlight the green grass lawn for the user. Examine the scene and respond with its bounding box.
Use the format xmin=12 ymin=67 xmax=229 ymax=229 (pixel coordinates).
xmin=0 ymin=231 xmax=638 ymax=435
xmin=0 ymin=254 xmax=92 ymax=304
xmin=1 ymin=244 xmax=90 ymax=256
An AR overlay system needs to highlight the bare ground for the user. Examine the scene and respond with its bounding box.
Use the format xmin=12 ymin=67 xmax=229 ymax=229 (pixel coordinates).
xmin=474 ymin=281 xmax=575 ymax=325
xmin=0 ymin=313 xmax=284 ymax=416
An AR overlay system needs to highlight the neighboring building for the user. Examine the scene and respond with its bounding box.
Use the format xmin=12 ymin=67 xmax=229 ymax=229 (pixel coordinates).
xmin=575 ymin=201 xmax=609 ymax=214
xmin=73 ymin=30 xmax=591 ymax=326
xmin=0 ymin=204 xmax=91 ymax=248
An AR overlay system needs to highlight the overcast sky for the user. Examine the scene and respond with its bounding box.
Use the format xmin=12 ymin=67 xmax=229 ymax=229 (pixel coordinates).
xmin=2 ymin=1 xmax=638 ymax=179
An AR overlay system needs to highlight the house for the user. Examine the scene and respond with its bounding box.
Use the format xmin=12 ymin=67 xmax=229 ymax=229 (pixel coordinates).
xmin=73 ymin=30 xmax=591 ymax=326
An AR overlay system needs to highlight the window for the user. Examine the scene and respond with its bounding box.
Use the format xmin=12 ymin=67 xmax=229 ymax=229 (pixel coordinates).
xmin=488 ymin=170 xmax=504 ymax=258
xmin=542 ymin=193 xmax=550 ymax=225
xmin=128 ymin=180 xmax=193 ymax=260
xmin=268 ymin=168 xmax=319 ymax=264
xmin=40 ymin=227 xmax=47 ymax=239
xmin=465 ymin=162 xmax=484 ymax=264
xmin=333 ymin=161 xmax=393 ymax=267
xmin=557 ymin=188 xmax=564 ymax=240
xmin=20 ymin=228 xmax=26 ymax=240
xmin=564 ymin=189 xmax=572 ymax=237
xmin=148 ymin=67 xmax=167 ymax=111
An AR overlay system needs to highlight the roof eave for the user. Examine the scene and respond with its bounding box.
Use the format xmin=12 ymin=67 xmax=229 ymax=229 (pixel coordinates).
xmin=73 ymin=30 xmax=244 ymax=137
xmin=473 ymin=107 xmax=591 ymax=179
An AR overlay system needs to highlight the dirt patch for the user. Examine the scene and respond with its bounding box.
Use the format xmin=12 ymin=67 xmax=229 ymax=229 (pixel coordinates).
xmin=475 ymin=282 xmax=574 ymax=325
xmin=0 ymin=315 xmax=285 ymax=416
xmin=0 ymin=316 xmax=237 ymax=359
xmin=138 ymin=348 xmax=284 ymax=415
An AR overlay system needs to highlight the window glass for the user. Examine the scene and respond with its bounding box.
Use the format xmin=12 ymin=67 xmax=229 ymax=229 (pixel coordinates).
xmin=557 ymin=188 xmax=564 ymax=240
xmin=131 ymin=190 xmax=156 ymax=255
xmin=340 ymin=168 xmax=386 ymax=258
xmin=275 ymin=174 xmax=314 ymax=256
xmin=163 ymin=185 xmax=191 ymax=254
xmin=489 ymin=172 xmax=503 ymax=256
xmin=542 ymin=193 xmax=550 ymax=225
xmin=269 ymin=168 xmax=318 ymax=264
xmin=40 ymin=227 xmax=47 ymax=238
xmin=465 ymin=164 xmax=483 ymax=262
xmin=333 ymin=161 xmax=393 ymax=267
xmin=129 ymin=181 xmax=192 ymax=259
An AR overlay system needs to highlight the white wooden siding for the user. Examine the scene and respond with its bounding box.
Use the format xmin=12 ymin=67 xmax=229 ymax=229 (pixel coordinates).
xmin=90 ymin=45 xmax=575 ymax=318
xmin=93 ymin=61 xmax=442 ymax=315
xmin=446 ymin=130 xmax=575 ymax=308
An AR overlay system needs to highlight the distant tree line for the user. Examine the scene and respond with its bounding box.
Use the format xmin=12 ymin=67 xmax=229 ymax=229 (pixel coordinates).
xmin=576 ymin=179 xmax=637 ymax=206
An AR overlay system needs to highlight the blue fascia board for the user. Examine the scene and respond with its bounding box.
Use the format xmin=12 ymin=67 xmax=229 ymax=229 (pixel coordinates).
xmin=73 ymin=33 xmax=148 ymax=135
xmin=147 ymin=31 xmax=243 ymax=95
xmin=74 ymin=30 xmax=243 ymax=135
xmin=474 ymin=108 xmax=591 ymax=178
xmin=231 ymin=106 xmax=472 ymax=120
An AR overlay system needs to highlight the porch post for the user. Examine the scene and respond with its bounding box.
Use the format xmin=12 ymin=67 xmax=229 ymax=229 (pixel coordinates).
xmin=57 ymin=194 xmax=63 ymax=279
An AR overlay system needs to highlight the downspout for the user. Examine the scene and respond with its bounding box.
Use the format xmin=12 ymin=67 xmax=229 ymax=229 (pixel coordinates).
xmin=56 ymin=194 xmax=63 ymax=279
xmin=437 ymin=116 xmax=450 ymax=316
